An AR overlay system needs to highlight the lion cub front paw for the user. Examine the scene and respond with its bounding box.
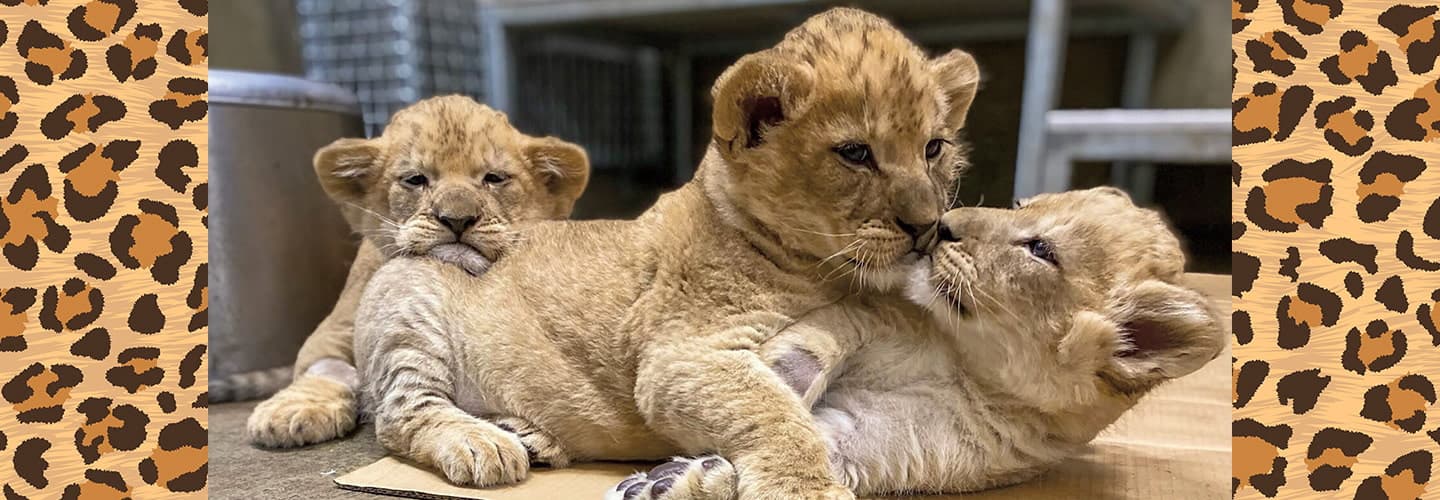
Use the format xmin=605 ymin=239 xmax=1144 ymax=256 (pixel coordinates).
xmin=422 ymin=419 xmax=531 ymax=486
xmin=247 ymin=375 xmax=357 ymax=448
xmin=493 ymin=415 xmax=573 ymax=468
xmin=605 ymin=456 xmax=737 ymax=500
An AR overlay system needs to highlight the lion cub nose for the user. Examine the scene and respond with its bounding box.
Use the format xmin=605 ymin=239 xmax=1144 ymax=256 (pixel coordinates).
xmin=897 ymin=218 xmax=938 ymax=252
xmin=435 ymin=213 xmax=478 ymax=235
xmin=936 ymin=223 xmax=957 ymax=242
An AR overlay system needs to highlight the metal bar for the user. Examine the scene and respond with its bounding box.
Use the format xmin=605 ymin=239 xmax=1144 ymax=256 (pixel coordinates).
xmin=1114 ymin=30 xmax=1158 ymax=203
xmin=679 ymin=14 xmax=1155 ymax=56
xmin=1048 ymin=108 xmax=1231 ymax=163
xmin=1013 ymin=0 xmax=1070 ymax=200
xmin=481 ymin=7 xmax=514 ymax=113
xmin=670 ymin=51 xmax=694 ymax=183
xmin=491 ymin=0 xmax=807 ymax=26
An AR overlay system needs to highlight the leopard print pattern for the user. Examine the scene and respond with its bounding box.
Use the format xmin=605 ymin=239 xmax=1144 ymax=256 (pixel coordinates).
xmin=1235 ymin=1 xmax=1440 ymax=498
xmin=0 ymin=0 xmax=207 ymax=497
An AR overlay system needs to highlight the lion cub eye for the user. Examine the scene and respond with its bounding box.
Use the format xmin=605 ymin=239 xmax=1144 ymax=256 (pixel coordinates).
xmin=483 ymin=172 xmax=511 ymax=185
xmin=833 ymin=143 xmax=873 ymax=167
xmin=1022 ymin=238 xmax=1059 ymax=267
xmin=924 ymin=139 xmax=945 ymax=159
xmin=402 ymin=174 xmax=428 ymax=187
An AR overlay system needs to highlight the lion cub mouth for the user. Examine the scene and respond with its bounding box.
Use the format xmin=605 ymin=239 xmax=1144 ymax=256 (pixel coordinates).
xmin=905 ymin=254 xmax=973 ymax=319
xmin=427 ymin=242 xmax=493 ymax=276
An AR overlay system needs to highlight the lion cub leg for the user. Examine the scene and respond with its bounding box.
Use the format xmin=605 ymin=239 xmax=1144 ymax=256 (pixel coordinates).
xmin=247 ymin=359 xmax=358 ymax=447
xmin=364 ymin=331 xmax=531 ymax=486
xmin=605 ymin=456 xmax=738 ymax=500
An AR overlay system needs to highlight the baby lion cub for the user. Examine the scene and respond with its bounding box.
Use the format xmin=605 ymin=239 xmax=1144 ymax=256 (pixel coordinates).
xmin=612 ymin=187 xmax=1225 ymax=499
xmin=246 ymin=95 xmax=589 ymax=448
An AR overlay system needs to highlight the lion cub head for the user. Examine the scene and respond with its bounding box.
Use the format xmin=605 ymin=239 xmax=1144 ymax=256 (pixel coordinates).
xmin=706 ymin=7 xmax=979 ymax=289
xmin=909 ymin=187 xmax=1224 ymax=441
xmin=313 ymin=95 xmax=589 ymax=274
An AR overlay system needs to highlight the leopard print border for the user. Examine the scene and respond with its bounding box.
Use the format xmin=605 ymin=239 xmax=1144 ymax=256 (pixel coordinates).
xmin=0 ymin=0 xmax=207 ymax=497
xmin=1234 ymin=0 xmax=1440 ymax=498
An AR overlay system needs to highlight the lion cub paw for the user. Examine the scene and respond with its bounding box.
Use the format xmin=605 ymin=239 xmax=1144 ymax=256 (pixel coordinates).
xmin=605 ymin=456 xmax=738 ymax=500
xmin=246 ymin=374 xmax=357 ymax=448
xmin=423 ymin=419 xmax=531 ymax=486
xmin=493 ymin=415 xmax=573 ymax=468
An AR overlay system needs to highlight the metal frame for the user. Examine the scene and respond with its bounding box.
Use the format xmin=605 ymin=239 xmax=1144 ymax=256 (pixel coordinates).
xmin=1012 ymin=0 xmax=1229 ymax=200
xmin=1013 ymin=0 xmax=1069 ymax=201
xmin=1036 ymin=109 xmax=1231 ymax=194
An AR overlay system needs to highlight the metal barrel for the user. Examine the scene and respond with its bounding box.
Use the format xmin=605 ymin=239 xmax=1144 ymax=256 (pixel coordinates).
xmin=208 ymin=70 xmax=365 ymax=384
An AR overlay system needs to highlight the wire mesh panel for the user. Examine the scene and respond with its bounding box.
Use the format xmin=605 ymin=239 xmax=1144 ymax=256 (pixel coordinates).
xmin=510 ymin=37 xmax=663 ymax=172
xmin=296 ymin=0 xmax=488 ymax=136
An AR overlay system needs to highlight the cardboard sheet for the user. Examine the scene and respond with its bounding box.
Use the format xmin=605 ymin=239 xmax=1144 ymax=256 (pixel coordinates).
xmin=336 ymin=274 xmax=1230 ymax=499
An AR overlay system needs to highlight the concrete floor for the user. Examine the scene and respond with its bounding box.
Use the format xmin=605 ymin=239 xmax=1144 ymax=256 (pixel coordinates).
xmin=210 ymin=401 xmax=386 ymax=499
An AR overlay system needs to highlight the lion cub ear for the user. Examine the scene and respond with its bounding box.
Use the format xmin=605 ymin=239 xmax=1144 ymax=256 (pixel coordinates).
xmin=524 ymin=136 xmax=590 ymax=217
xmin=710 ymin=50 xmax=814 ymax=160
xmin=930 ymin=49 xmax=980 ymax=131
xmin=1103 ymin=280 xmax=1225 ymax=391
xmin=314 ymin=138 xmax=382 ymax=204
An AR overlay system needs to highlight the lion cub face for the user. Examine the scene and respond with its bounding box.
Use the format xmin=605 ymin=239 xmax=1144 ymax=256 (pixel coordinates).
xmin=710 ymin=8 xmax=979 ymax=288
xmin=313 ymin=95 xmax=589 ymax=274
xmin=910 ymin=187 xmax=1223 ymax=430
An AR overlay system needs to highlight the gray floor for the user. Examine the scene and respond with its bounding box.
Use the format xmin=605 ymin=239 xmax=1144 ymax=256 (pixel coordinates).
xmin=211 ymin=401 xmax=387 ymax=499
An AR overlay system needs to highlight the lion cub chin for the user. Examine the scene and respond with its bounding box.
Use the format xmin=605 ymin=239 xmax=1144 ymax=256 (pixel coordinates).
xmin=611 ymin=187 xmax=1224 ymax=498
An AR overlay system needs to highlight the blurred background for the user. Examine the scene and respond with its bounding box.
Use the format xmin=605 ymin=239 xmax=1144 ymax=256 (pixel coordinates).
xmin=212 ymin=0 xmax=1229 ymax=271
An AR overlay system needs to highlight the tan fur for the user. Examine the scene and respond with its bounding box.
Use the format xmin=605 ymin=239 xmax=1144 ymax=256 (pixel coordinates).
xmin=246 ymin=95 xmax=589 ymax=448
xmin=614 ymin=187 xmax=1226 ymax=499
xmin=353 ymin=8 xmax=979 ymax=499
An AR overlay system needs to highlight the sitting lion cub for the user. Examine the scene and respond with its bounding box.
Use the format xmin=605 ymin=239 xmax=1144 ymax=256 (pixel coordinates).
xmin=354 ymin=8 xmax=978 ymax=499
xmin=611 ymin=187 xmax=1225 ymax=499
xmin=245 ymin=95 xmax=590 ymax=448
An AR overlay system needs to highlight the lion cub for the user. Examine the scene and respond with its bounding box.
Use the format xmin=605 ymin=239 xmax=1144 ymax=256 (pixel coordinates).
xmin=611 ymin=187 xmax=1225 ymax=499
xmin=245 ymin=95 xmax=589 ymax=448
xmin=354 ymin=8 xmax=978 ymax=499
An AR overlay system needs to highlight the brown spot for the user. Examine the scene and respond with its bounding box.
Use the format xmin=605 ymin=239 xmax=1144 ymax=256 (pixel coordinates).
xmin=1287 ymin=296 xmax=1323 ymax=326
xmin=131 ymin=213 xmax=178 ymax=268
xmin=1378 ymin=275 xmax=1409 ymax=313
xmin=14 ymin=368 xmax=67 ymax=414
xmin=105 ymin=347 xmax=162 ymax=393
xmin=14 ymin=438 xmax=50 ymax=488
xmin=1262 ymin=178 xmax=1324 ymax=224
xmin=1388 ymin=385 xmax=1429 ymax=430
xmin=1360 ymin=172 xmax=1406 ymax=199
xmin=1306 ymin=447 xmax=1357 ymax=472
xmin=1339 ymin=34 xmax=1380 ymax=78
xmin=138 ymin=418 xmax=207 ymax=492
xmin=69 ymin=327 xmax=108 ymax=360
xmin=28 ymin=45 xmax=74 ymax=76
xmin=1233 ymin=436 xmax=1278 ymax=491
xmin=65 ymin=96 xmax=100 ymax=132
xmin=74 ymin=398 xmax=148 ymax=463
xmin=1381 ymin=469 xmax=1426 ymax=499
xmin=1344 ymin=320 xmax=1406 ymax=375
xmin=82 ymin=1 xmax=122 ymax=35
xmin=120 ymin=28 xmax=157 ymax=64
xmin=1318 ymin=238 xmax=1378 ymax=273
xmin=1305 ymin=428 xmax=1372 ymax=491
xmin=127 ymin=293 xmax=164 ymax=334
xmin=1277 ymin=368 xmax=1330 ymax=414
xmin=1234 ymin=252 xmax=1260 ymax=297
xmin=0 ymin=173 xmax=59 ymax=248
xmin=1234 ymin=359 xmax=1268 ymax=408
xmin=1235 ymin=88 xmax=1282 ymax=133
